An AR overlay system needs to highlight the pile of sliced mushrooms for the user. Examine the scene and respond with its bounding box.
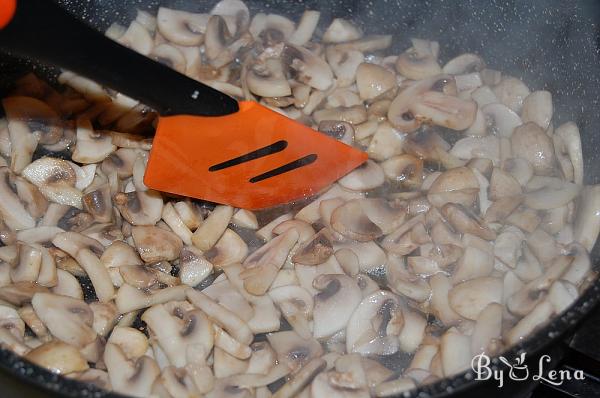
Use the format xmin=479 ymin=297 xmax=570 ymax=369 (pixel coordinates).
xmin=0 ymin=0 xmax=598 ymax=397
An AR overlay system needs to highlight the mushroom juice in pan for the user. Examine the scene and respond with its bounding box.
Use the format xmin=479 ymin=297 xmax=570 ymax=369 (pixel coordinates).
xmin=0 ymin=0 xmax=598 ymax=396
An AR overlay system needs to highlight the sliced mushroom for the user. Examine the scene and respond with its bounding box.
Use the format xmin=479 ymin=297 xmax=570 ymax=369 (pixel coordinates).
xmin=192 ymin=205 xmax=233 ymax=251
xmin=448 ymin=277 xmax=502 ymax=320
xmin=346 ymin=290 xmax=404 ymax=356
xmin=288 ymin=10 xmax=320 ymax=46
xmin=31 ymin=293 xmax=96 ymax=348
xmin=521 ymin=90 xmax=553 ymax=130
xmin=104 ymin=342 xmax=160 ymax=397
xmin=396 ymin=39 xmax=441 ymax=80
xmin=240 ymin=229 xmax=299 ymax=295
xmin=131 ymin=225 xmax=183 ymax=262
xmin=331 ymin=198 xmax=405 ymax=242
xmin=22 ymin=158 xmax=83 ymax=209
xmin=574 ymin=185 xmax=600 ymax=251
xmin=25 ymin=340 xmax=89 ymax=374
xmin=505 ymin=300 xmax=554 ymax=345
xmin=142 ymin=303 xmax=213 ymax=367
xmin=156 ymin=7 xmax=209 ymax=46
xmin=72 ymin=119 xmax=116 ymax=164
xmin=441 ymin=203 xmax=496 ymax=240
xmin=267 ymin=330 xmax=323 ymax=372
xmin=293 ymin=229 xmax=334 ymax=266
xmin=313 ymin=274 xmax=362 ymax=339
xmin=492 ymin=76 xmax=531 ymax=113
xmin=355 ymin=63 xmax=396 ymax=101
xmin=282 ymin=44 xmax=334 ymax=91
xmin=554 ymin=122 xmax=583 ymax=184
xmin=179 ymin=246 xmax=213 ymax=287
xmin=269 ymin=285 xmax=314 ymax=339
xmin=511 ymin=122 xmax=555 ymax=176
xmin=205 ymin=228 xmax=249 ymax=269
xmin=480 ymin=103 xmax=522 ymax=137
xmin=443 ymin=53 xmax=485 ymax=75
xmin=440 ymin=327 xmax=471 ymax=377
xmin=427 ymin=167 xmax=479 ymax=208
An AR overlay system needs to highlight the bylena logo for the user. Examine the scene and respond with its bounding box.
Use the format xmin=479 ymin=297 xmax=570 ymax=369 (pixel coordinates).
xmin=471 ymin=352 xmax=585 ymax=388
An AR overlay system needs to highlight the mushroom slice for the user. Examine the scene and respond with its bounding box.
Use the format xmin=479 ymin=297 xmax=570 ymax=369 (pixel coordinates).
xmin=272 ymin=358 xmax=326 ymax=398
xmin=523 ymin=179 xmax=580 ymax=210
xmin=450 ymin=136 xmax=501 ymax=168
xmin=72 ymin=119 xmax=116 ymax=164
xmin=346 ymin=290 xmax=404 ymax=356
xmin=25 ymin=341 xmax=89 ymax=375
xmin=0 ymin=167 xmax=36 ymax=230
xmin=440 ymin=327 xmax=472 ymax=377
xmin=116 ymin=21 xmax=153 ymax=55
xmin=14 ymin=177 xmax=48 ymax=219
xmin=442 ymin=53 xmax=485 ymax=75
xmin=480 ymin=103 xmax=522 ymax=137
xmin=249 ymin=13 xmax=295 ymax=43
xmin=162 ymin=202 xmax=193 ymax=246
xmin=574 ymin=185 xmax=600 ymax=251
xmin=338 ymin=160 xmax=384 ymax=191
xmin=31 ymin=292 xmax=96 ymax=348
xmin=386 ymin=256 xmax=431 ymax=302
xmin=192 ymin=205 xmax=233 ymax=251
xmin=505 ymin=301 xmax=554 ymax=346
xmin=179 ymin=246 xmax=213 ymax=287
xmin=282 ymin=44 xmax=334 ymax=91
xmin=246 ymin=58 xmax=292 ymax=98
xmin=115 ymin=284 xmax=187 ymax=314
xmin=3 ymin=96 xmax=63 ymax=145
xmin=318 ymin=120 xmax=355 ymax=146
xmin=131 ymin=225 xmax=183 ymax=262
xmin=22 ymin=158 xmax=83 ymax=209
xmin=331 ymin=198 xmax=405 ymax=242
xmin=6 ymin=120 xmax=38 ymax=174
xmin=11 ymin=243 xmax=42 ymax=283
xmin=293 ymin=229 xmax=334 ymax=266
xmin=267 ymin=330 xmax=323 ymax=372
xmin=356 ymin=63 xmax=396 ymax=101
xmin=493 ymin=226 xmax=524 ymax=269
xmin=52 ymin=269 xmax=83 ymax=300
xmin=323 ymin=18 xmax=362 ymax=43
xmin=381 ymin=154 xmax=423 ymax=188
xmin=240 ymin=229 xmax=299 ymax=295
xmin=441 ymin=203 xmax=496 ymax=240
xmin=156 ymin=7 xmax=209 ymax=46
xmin=186 ymin=288 xmax=253 ymax=345
xmin=511 ymin=122 xmax=556 ymax=176
xmin=150 ymin=43 xmax=186 ymax=74
xmin=0 ymin=282 xmax=49 ymax=306
xmin=101 ymin=148 xmax=140 ymax=178
xmin=288 ymin=10 xmax=320 ymax=46
xmin=448 ymin=277 xmax=502 ymax=320
xmin=313 ymin=274 xmax=362 ymax=339
xmin=387 ymin=75 xmax=445 ymax=132
xmin=332 ymin=241 xmax=387 ymax=273
xmin=396 ymin=39 xmax=442 ymax=80
xmin=493 ymin=76 xmax=531 ymax=113
xmin=326 ymin=47 xmax=365 ymax=88
xmin=19 ymin=304 xmax=50 ymax=342
xmin=489 ymin=167 xmax=522 ymax=200
xmin=82 ymin=184 xmax=113 ymax=223
xmin=205 ymin=228 xmax=249 ymax=269
xmin=114 ymin=189 xmax=163 ymax=226
xmin=554 ymin=122 xmax=583 ymax=184
xmin=471 ymin=302 xmax=503 ymax=355
xmin=104 ymin=343 xmax=160 ymax=397
xmin=269 ymin=285 xmax=314 ymax=339
xmin=521 ymin=90 xmax=553 ymax=130
xmin=142 ymin=304 xmax=213 ymax=367
xmin=119 ymin=264 xmax=178 ymax=289
xmin=313 ymin=105 xmax=368 ymax=125
xmin=452 ymin=245 xmax=493 ymax=282
xmin=410 ymin=91 xmax=477 ymax=131
xmin=232 ymin=209 xmax=258 ymax=230
xmin=427 ymin=166 xmax=479 ymax=208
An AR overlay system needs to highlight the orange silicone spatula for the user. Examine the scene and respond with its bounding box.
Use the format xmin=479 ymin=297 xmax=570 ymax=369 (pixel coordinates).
xmin=0 ymin=0 xmax=367 ymax=209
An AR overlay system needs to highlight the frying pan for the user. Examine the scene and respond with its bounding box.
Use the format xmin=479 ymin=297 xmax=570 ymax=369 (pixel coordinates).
xmin=1 ymin=0 xmax=600 ymax=397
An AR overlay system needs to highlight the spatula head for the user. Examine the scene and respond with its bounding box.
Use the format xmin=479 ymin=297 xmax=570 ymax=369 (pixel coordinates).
xmin=144 ymin=101 xmax=368 ymax=209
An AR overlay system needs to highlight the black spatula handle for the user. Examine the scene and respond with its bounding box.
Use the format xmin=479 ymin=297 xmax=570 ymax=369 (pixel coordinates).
xmin=0 ymin=0 xmax=239 ymax=116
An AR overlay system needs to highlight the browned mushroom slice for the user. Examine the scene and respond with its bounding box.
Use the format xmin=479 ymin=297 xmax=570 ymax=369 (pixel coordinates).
xmin=293 ymin=229 xmax=334 ymax=266
xmin=355 ymin=63 xmax=396 ymax=101
xmin=25 ymin=340 xmax=89 ymax=374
